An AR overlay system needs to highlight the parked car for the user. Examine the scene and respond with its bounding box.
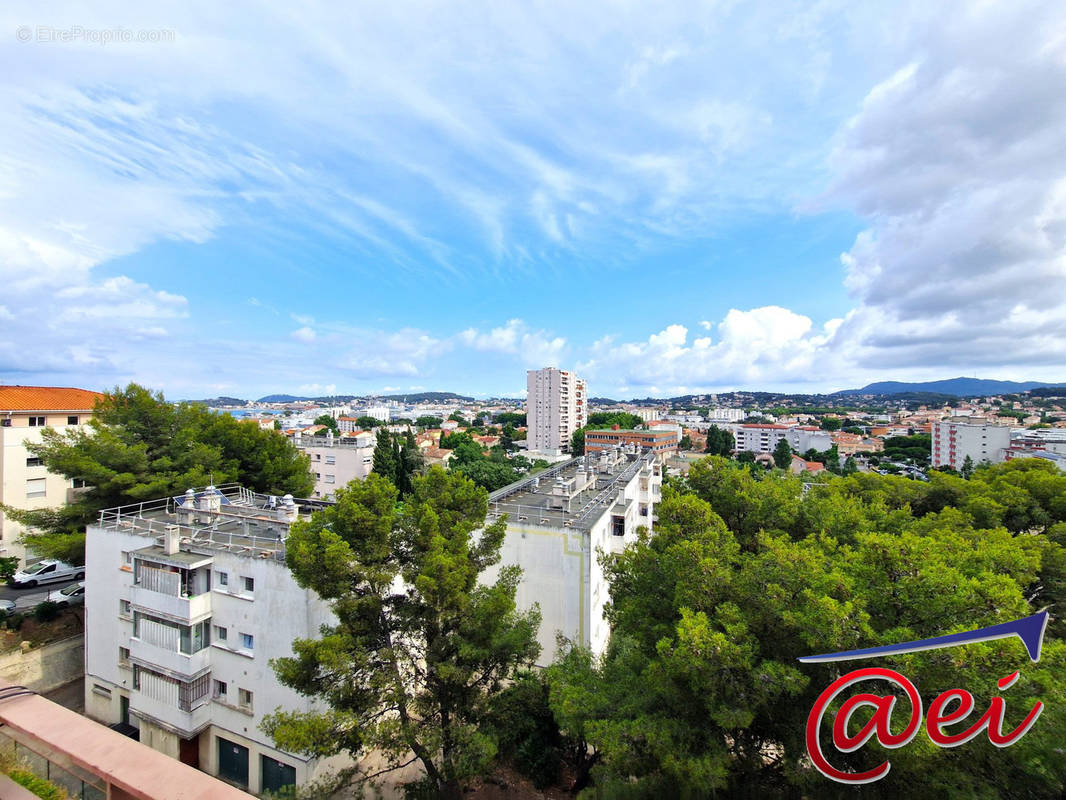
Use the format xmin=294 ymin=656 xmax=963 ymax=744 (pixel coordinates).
xmin=47 ymin=581 xmax=85 ymax=607
xmin=11 ymin=559 xmax=84 ymax=588
xmin=0 ymin=599 xmax=14 ymax=614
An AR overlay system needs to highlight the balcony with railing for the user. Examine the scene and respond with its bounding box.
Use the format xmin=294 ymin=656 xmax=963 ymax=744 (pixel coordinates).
xmin=130 ymin=667 xmax=212 ymax=737
xmin=130 ymin=557 xmax=212 ymax=621
xmin=129 ymin=614 xmax=212 ymax=678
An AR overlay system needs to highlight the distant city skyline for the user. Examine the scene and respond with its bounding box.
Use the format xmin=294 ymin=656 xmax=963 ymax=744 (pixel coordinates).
xmin=2 ymin=2 xmax=1065 ymax=399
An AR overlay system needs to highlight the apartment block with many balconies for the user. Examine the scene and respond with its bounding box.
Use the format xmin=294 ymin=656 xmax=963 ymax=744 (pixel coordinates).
xmin=931 ymin=419 xmax=1012 ymax=470
xmin=83 ymin=485 xmax=348 ymax=796
xmin=526 ymin=367 xmax=587 ymax=456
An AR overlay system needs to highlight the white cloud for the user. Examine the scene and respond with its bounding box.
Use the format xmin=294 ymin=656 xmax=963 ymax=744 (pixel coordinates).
xmin=457 ymin=319 xmax=566 ymax=366
xmin=291 ymin=326 xmax=316 ymax=343
xmin=820 ymin=1 xmax=1066 ymax=372
xmin=579 ymin=307 xmax=846 ymax=391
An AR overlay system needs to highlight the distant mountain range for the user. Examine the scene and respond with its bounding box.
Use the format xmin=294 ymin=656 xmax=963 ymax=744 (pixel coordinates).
xmin=835 ymin=378 xmax=1066 ymax=397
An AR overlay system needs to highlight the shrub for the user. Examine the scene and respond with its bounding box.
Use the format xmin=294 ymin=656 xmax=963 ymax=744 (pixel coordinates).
xmin=33 ymin=602 xmax=60 ymax=623
xmin=9 ymin=767 xmax=69 ymax=800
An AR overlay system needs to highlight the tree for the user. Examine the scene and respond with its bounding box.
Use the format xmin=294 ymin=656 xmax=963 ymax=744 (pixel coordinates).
xmin=819 ymin=417 xmax=843 ymax=431
xmin=416 ymin=416 xmax=444 ymax=428
xmin=3 ymin=384 xmax=313 ymax=564
xmin=355 ymin=416 xmax=381 ymax=429
xmin=548 ymin=462 xmax=1066 ymax=797
xmin=586 ymin=412 xmax=643 ymax=430
xmin=571 ymin=427 xmax=586 ymax=456
xmin=313 ymin=414 xmax=339 ymax=434
xmin=371 ymin=429 xmax=398 ymax=484
xmin=679 ymin=434 xmax=693 ymax=451
xmin=263 ymin=470 xmax=541 ymax=798
xmin=704 ymin=425 xmax=735 ymax=456
xmin=961 ymin=454 xmax=975 ymax=479
xmin=448 ymin=412 xmax=470 ymax=427
xmin=772 ymin=438 xmax=792 ymax=469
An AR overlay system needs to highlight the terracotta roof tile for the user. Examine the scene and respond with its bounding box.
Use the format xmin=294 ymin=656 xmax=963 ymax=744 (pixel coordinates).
xmin=0 ymin=386 xmax=104 ymax=412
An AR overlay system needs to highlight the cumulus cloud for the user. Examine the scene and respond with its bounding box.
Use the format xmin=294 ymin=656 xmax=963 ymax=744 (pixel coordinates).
xmin=579 ymin=307 xmax=844 ymax=391
xmin=457 ymin=319 xmax=567 ymax=367
xmin=822 ymin=1 xmax=1066 ymax=373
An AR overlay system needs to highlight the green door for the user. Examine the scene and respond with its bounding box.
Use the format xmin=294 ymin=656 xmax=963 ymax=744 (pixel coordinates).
xmin=261 ymin=755 xmax=296 ymax=795
xmin=217 ymin=737 xmax=249 ymax=788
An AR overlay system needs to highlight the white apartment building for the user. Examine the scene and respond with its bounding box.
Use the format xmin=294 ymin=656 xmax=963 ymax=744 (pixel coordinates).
xmin=630 ymin=407 xmax=661 ymax=422
xmin=481 ymin=445 xmax=661 ymax=663
xmin=291 ymin=430 xmax=375 ymax=498
xmin=706 ymin=408 xmax=746 ymax=423
xmin=356 ymin=406 xmax=391 ymax=423
xmin=0 ymin=386 xmax=102 ymax=565
xmin=932 ymin=420 xmax=1011 ymax=470
xmin=733 ymin=424 xmax=832 ymax=455
xmin=526 ymin=368 xmax=587 ymax=456
xmin=84 ymin=486 xmax=348 ymax=796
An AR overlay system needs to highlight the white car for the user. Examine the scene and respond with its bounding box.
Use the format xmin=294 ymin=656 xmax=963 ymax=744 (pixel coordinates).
xmin=11 ymin=559 xmax=84 ymax=588
xmin=0 ymin=599 xmax=14 ymax=614
xmin=47 ymin=581 xmax=85 ymax=607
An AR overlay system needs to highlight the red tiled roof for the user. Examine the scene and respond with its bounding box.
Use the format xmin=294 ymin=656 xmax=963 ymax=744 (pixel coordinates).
xmin=0 ymin=386 xmax=103 ymax=412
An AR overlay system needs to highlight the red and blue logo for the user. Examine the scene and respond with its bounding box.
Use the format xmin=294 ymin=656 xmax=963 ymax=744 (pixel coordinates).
xmin=800 ymin=611 xmax=1049 ymax=784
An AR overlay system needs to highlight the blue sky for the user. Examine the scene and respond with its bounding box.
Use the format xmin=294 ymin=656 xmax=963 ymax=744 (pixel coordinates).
xmin=1 ymin=1 xmax=1065 ymax=399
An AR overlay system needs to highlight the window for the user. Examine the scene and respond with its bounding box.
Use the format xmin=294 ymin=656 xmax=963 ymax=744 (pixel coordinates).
xmin=67 ymin=416 xmax=79 ymax=425
xmin=71 ymin=478 xmax=87 ymax=489
xmin=28 ymin=416 xmax=45 ymax=427
xmin=214 ymin=625 xmax=228 ymax=641
xmin=325 ymin=455 xmax=336 ymax=465
xmin=0 ymin=419 xmax=9 ymax=427
xmin=240 ymin=633 xmax=254 ymax=651
xmin=241 ymin=576 xmax=254 ymax=593
xmin=26 ymin=478 xmax=46 ymax=499
xmin=25 ymin=456 xmax=42 ymax=467
xmin=238 ymin=688 xmax=253 ymax=710
xmin=213 ymin=680 xmax=228 ymax=699
xmin=119 ymin=646 xmax=130 ymax=664
xmin=325 ymin=474 xmax=335 ymax=484
xmin=218 ymin=572 xmax=228 ymax=587
xmin=119 ymin=599 xmax=132 ymax=617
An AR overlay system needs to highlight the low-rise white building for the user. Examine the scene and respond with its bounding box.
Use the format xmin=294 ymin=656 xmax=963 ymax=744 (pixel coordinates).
xmin=84 ymin=486 xmax=348 ymax=796
xmin=734 ymin=424 xmax=832 ymax=455
xmin=481 ymin=445 xmax=661 ymax=663
xmin=932 ymin=420 xmax=1011 ymax=469
xmin=291 ymin=431 xmax=375 ymax=499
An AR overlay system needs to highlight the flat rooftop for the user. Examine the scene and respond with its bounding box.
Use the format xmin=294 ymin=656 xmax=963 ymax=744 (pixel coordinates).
xmin=487 ymin=448 xmax=655 ymax=532
xmin=92 ymin=485 xmax=324 ymax=562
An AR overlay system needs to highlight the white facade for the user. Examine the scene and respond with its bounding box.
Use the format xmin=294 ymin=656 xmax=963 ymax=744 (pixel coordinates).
xmin=706 ymin=408 xmax=746 ymax=423
xmin=526 ymin=368 xmax=587 ymax=455
xmin=0 ymin=388 xmax=99 ymax=566
xmin=293 ymin=431 xmax=375 ymax=498
xmin=734 ymin=425 xmax=832 ymax=455
xmin=357 ymin=406 xmax=391 ymax=423
xmin=932 ymin=420 xmax=1011 ymax=469
xmin=631 ymin=407 xmax=661 ymax=422
xmin=83 ymin=487 xmax=347 ymax=796
xmin=481 ymin=448 xmax=661 ymax=663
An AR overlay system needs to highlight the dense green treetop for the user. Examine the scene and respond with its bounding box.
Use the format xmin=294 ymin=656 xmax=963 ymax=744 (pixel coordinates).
xmin=547 ymin=456 xmax=1066 ymax=797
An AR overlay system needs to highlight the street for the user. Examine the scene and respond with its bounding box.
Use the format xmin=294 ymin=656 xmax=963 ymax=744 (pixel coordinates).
xmin=0 ymin=580 xmax=81 ymax=611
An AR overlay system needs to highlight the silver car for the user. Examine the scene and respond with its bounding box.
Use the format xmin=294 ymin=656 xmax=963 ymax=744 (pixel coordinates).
xmin=47 ymin=582 xmax=86 ymax=607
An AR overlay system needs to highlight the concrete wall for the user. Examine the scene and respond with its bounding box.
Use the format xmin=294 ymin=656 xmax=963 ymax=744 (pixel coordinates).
xmin=0 ymin=635 xmax=83 ymax=693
